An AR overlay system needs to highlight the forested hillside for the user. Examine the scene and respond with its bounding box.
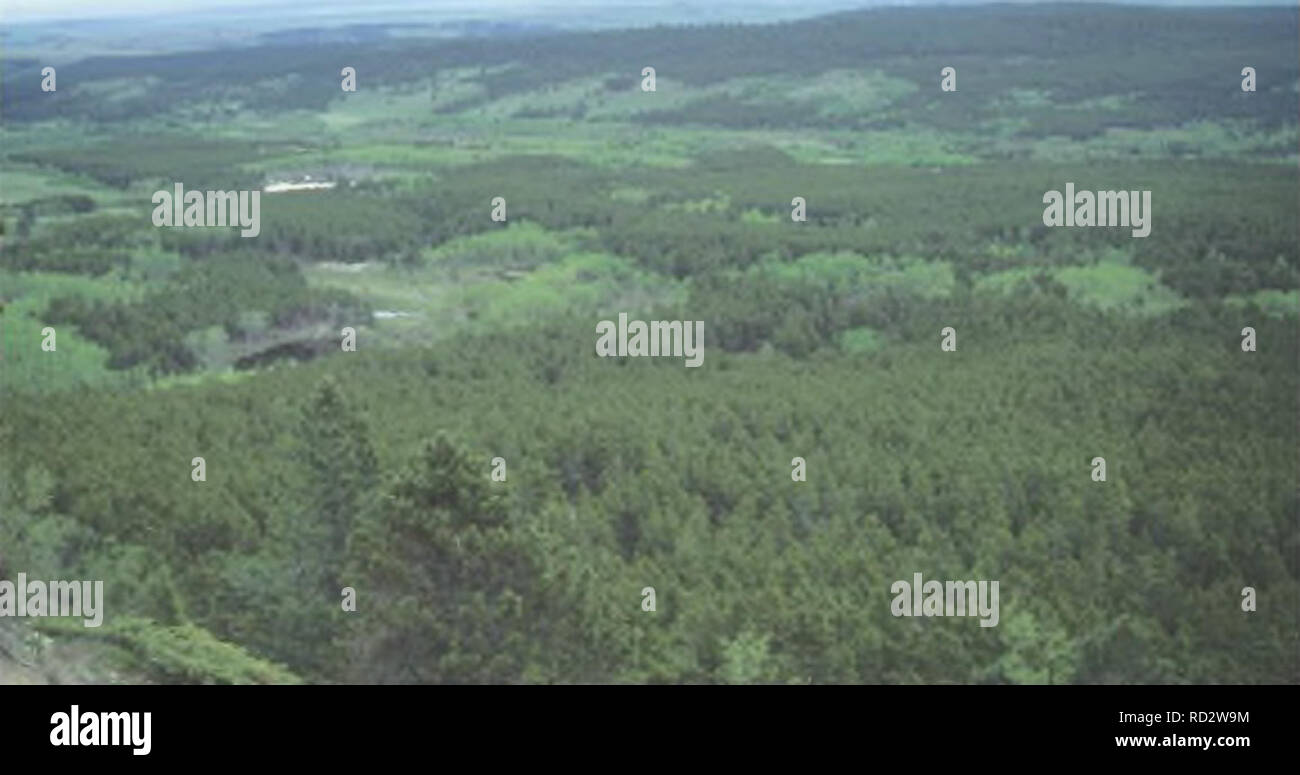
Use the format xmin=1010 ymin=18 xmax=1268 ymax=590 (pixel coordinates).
xmin=0 ymin=3 xmax=1296 ymax=684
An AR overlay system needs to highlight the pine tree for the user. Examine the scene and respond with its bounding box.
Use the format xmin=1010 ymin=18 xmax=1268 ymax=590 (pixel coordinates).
xmin=231 ymin=376 xmax=378 ymax=677
xmin=343 ymin=432 xmax=542 ymax=683
xmin=294 ymin=375 xmax=378 ymax=579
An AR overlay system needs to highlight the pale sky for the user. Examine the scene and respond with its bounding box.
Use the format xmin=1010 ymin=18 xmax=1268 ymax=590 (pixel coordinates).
xmin=0 ymin=0 xmax=1284 ymax=24
xmin=3 ymin=0 xmax=242 ymax=20
xmin=1 ymin=0 xmax=560 ymax=23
